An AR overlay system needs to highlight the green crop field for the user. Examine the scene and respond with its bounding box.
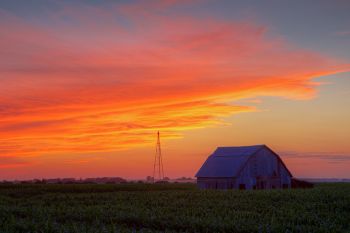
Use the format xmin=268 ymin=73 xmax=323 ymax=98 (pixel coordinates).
xmin=0 ymin=183 xmax=349 ymax=233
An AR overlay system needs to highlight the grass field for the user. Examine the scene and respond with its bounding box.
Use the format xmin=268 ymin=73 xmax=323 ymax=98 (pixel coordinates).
xmin=0 ymin=183 xmax=349 ymax=233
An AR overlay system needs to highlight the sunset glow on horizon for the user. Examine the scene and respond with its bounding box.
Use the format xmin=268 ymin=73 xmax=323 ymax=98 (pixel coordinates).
xmin=1 ymin=0 xmax=350 ymax=180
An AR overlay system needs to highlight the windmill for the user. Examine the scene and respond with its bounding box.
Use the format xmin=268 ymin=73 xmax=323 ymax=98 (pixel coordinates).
xmin=153 ymin=131 xmax=164 ymax=182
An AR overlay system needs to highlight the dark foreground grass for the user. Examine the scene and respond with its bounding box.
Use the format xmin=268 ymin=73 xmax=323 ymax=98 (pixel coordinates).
xmin=0 ymin=183 xmax=349 ymax=233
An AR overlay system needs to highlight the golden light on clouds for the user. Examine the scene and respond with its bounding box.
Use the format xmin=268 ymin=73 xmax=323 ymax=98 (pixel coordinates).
xmin=0 ymin=1 xmax=349 ymax=175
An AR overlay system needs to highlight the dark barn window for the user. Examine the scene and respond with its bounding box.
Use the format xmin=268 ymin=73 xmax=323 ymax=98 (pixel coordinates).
xmin=239 ymin=184 xmax=246 ymax=190
xmin=282 ymin=184 xmax=289 ymax=189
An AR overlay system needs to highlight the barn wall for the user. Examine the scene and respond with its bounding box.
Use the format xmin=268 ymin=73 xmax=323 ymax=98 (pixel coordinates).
xmin=255 ymin=148 xmax=278 ymax=177
xmin=236 ymin=148 xmax=291 ymax=189
xmin=236 ymin=160 xmax=255 ymax=189
xmin=197 ymin=177 xmax=236 ymax=190
xmin=279 ymin=163 xmax=292 ymax=188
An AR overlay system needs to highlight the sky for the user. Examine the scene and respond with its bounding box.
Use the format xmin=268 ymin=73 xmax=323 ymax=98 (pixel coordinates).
xmin=0 ymin=0 xmax=350 ymax=180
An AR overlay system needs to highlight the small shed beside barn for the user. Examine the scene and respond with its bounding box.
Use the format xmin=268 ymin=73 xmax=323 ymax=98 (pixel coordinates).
xmin=195 ymin=145 xmax=292 ymax=190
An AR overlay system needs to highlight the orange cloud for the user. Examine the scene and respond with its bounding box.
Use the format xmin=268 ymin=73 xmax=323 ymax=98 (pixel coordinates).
xmin=0 ymin=2 xmax=348 ymax=161
xmin=0 ymin=156 xmax=32 ymax=168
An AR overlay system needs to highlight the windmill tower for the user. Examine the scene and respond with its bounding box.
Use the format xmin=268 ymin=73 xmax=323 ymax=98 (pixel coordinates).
xmin=153 ymin=131 xmax=164 ymax=182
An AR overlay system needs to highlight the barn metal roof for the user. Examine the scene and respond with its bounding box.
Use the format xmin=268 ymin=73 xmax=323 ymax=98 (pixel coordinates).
xmin=195 ymin=145 xmax=264 ymax=178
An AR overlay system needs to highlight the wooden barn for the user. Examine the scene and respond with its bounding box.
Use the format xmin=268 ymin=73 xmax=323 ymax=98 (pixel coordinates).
xmin=195 ymin=145 xmax=293 ymax=190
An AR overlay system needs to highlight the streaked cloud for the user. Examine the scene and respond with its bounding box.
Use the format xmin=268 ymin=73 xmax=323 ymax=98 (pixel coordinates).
xmin=0 ymin=1 xmax=348 ymax=161
xmin=281 ymin=151 xmax=350 ymax=163
xmin=335 ymin=30 xmax=350 ymax=36
xmin=0 ymin=156 xmax=31 ymax=168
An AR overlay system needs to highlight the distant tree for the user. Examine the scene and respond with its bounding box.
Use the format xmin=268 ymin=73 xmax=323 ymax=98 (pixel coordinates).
xmin=155 ymin=180 xmax=169 ymax=184
xmin=146 ymin=176 xmax=154 ymax=182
